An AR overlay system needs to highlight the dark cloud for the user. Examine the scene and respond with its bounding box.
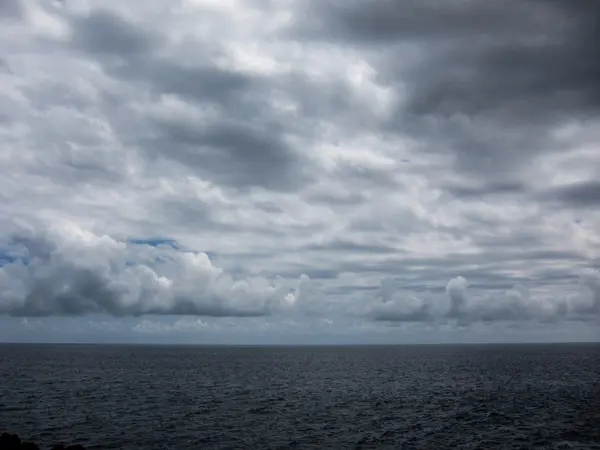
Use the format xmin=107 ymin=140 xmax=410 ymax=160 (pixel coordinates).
xmin=67 ymin=7 xmax=312 ymax=192
xmin=371 ymin=303 xmax=431 ymax=323
xmin=306 ymin=191 xmax=368 ymax=207
xmin=116 ymin=60 xmax=253 ymax=107
xmin=444 ymin=181 xmax=528 ymax=199
xmin=299 ymin=0 xmax=542 ymax=43
xmin=302 ymin=0 xmax=600 ymax=118
xmin=146 ymin=118 xmax=309 ymax=190
xmin=333 ymin=162 xmax=399 ymax=188
xmin=0 ymin=0 xmax=23 ymax=20
xmin=71 ymin=9 xmax=161 ymax=57
xmin=305 ymin=239 xmax=396 ymax=255
xmin=70 ymin=10 xmax=251 ymax=106
xmin=9 ymin=267 xmax=124 ymax=317
xmin=541 ymin=181 xmax=600 ymax=207
xmin=295 ymin=0 xmax=600 ymax=185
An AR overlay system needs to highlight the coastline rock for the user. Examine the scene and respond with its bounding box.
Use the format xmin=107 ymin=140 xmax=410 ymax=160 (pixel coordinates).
xmin=0 ymin=433 xmax=86 ymax=450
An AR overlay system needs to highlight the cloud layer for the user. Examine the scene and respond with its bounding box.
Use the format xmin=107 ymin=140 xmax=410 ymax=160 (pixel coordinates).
xmin=0 ymin=0 xmax=599 ymax=342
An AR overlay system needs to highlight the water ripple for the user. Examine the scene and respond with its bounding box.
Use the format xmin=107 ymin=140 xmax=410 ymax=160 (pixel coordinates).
xmin=1 ymin=343 xmax=599 ymax=449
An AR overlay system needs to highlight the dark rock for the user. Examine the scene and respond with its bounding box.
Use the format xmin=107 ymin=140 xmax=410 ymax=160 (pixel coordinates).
xmin=20 ymin=443 xmax=40 ymax=450
xmin=0 ymin=433 xmax=86 ymax=450
xmin=0 ymin=432 xmax=21 ymax=449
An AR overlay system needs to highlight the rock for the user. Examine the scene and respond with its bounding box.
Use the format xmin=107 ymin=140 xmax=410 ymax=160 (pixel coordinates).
xmin=20 ymin=443 xmax=40 ymax=450
xmin=0 ymin=433 xmax=86 ymax=450
xmin=0 ymin=433 xmax=21 ymax=449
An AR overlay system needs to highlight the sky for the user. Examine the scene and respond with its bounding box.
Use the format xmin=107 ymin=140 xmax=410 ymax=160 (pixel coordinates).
xmin=0 ymin=0 xmax=599 ymax=345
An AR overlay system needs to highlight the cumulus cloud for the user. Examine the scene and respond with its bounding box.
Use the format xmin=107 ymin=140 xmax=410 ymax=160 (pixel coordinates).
xmin=368 ymin=278 xmax=433 ymax=322
xmin=446 ymin=276 xmax=469 ymax=319
xmin=0 ymin=223 xmax=301 ymax=318
xmin=366 ymin=274 xmax=597 ymax=325
xmin=441 ymin=276 xmax=578 ymax=325
xmin=578 ymin=269 xmax=600 ymax=314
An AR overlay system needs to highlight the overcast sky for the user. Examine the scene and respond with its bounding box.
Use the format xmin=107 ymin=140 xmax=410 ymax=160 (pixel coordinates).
xmin=1 ymin=0 xmax=599 ymax=344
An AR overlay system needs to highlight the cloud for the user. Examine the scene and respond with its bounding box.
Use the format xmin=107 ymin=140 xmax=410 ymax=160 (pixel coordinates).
xmin=70 ymin=9 xmax=161 ymax=57
xmin=146 ymin=118 xmax=309 ymax=191
xmin=542 ymin=181 xmax=600 ymax=207
xmin=299 ymin=0 xmax=600 ymax=122
xmin=367 ymin=274 xmax=597 ymax=325
xmin=446 ymin=276 xmax=469 ymax=319
xmin=66 ymin=6 xmax=313 ymax=192
xmin=578 ymin=269 xmax=600 ymax=314
xmin=293 ymin=0 xmax=600 ymax=199
xmin=363 ymin=278 xmax=431 ymax=322
xmin=133 ymin=317 xmax=209 ymax=334
xmin=441 ymin=276 xmax=577 ymax=325
xmin=0 ymin=223 xmax=301 ymax=318
xmin=0 ymin=0 xmax=22 ymax=20
xmin=1 ymin=0 xmax=599 ymax=342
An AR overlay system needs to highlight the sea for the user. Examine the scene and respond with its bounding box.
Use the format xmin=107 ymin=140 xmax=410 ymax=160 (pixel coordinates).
xmin=1 ymin=343 xmax=599 ymax=449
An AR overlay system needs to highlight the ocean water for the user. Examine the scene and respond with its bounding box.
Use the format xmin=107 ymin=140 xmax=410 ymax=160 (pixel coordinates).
xmin=1 ymin=343 xmax=599 ymax=449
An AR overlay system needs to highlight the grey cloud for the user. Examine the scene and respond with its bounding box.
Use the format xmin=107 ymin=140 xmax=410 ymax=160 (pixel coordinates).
xmin=70 ymin=10 xmax=251 ymax=106
xmin=306 ymin=191 xmax=368 ymax=207
xmin=9 ymin=267 xmax=124 ymax=317
xmin=67 ymin=7 xmax=313 ymax=192
xmin=446 ymin=276 xmax=468 ymax=318
xmin=158 ymin=198 xmax=216 ymax=230
xmin=278 ymin=73 xmax=360 ymax=127
xmin=541 ymin=181 xmax=600 ymax=207
xmin=305 ymin=0 xmax=600 ymax=119
xmin=147 ymin=119 xmax=308 ymax=191
xmin=305 ymin=239 xmax=396 ymax=255
xmin=371 ymin=304 xmax=431 ymax=323
xmin=300 ymin=269 xmax=340 ymax=280
xmin=298 ymin=0 xmax=542 ymax=44
xmin=2 ymin=0 xmax=599 ymax=341
xmin=366 ymin=278 xmax=434 ymax=322
xmin=334 ymin=162 xmax=399 ymax=188
xmin=444 ymin=181 xmax=528 ymax=199
xmin=71 ymin=9 xmax=161 ymax=57
xmin=0 ymin=228 xmax=296 ymax=318
xmin=295 ymin=0 xmax=600 ymax=187
xmin=0 ymin=0 xmax=22 ymax=20
xmin=364 ymin=271 xmax=597 ymax=324
xmin=442 ymin=277 xmax=576 ymax=324
xmin=579 ymin=269 xmax=600 ymax=314
xmin=116 ymin=60 xmax=253 ymax=107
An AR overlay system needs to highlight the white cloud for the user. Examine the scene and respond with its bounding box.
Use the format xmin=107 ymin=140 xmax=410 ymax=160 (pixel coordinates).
xmin=0 ymin=222 xmax=302 ymax=318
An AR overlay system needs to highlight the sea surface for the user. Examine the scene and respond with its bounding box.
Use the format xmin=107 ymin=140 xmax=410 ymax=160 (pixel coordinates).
xmin=1 ymin=343 xmax=599 ymax=449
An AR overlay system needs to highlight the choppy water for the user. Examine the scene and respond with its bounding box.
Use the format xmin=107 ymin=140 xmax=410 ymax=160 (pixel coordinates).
xmin=1 ymin=343 xmax=599 ymax=449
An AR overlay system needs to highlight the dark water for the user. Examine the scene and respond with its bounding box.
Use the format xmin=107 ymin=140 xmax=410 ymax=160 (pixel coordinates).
xmin=1 ymin=343 xmax=599 ymax=449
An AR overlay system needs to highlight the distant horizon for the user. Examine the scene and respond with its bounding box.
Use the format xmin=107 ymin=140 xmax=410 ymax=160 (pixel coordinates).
xmin=2 ymin=338 xmax=599 ymax=347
